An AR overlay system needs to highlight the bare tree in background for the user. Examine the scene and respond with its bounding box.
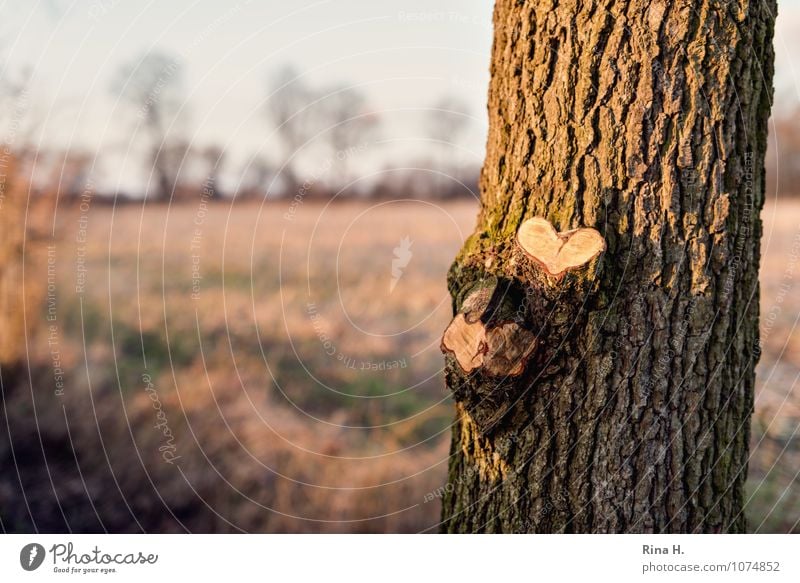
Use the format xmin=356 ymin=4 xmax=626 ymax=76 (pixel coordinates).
xmin=266 ymin=66 xmax=317 ymax=197
xmin=766 ymin=104 xmax=800 ymax=196
xmin=239 ymin=157 xmax=274 ymax=200
xmin=112 ymin=51 xmax=186 ymax=202
xmin=201 ymin=145 xmax=226 ymax=200
xmin=427 ymin=96 xmax=469 ymax=149
xmin=426 ymin=96 xmax=469 ymax=198
xmin=42 ymin=149 xmax=94 ymax=200
xmin=321 ymin=85 xmax=378 ymax=187
xmin=0 ymin=62 xmax=34 ymax=162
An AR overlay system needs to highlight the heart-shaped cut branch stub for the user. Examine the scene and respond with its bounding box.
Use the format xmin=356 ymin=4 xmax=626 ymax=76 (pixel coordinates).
xmin=516 ymin=217 xmax=605 ymax=278
xmin=441 ymin=313 xmax=536 ymax=377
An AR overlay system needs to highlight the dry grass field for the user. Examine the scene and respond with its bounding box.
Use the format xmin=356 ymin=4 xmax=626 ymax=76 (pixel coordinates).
xmin=1 ymin=196 xmax=798 ymax=532
xmin=747 ymin=199 xmax=800 ymax=533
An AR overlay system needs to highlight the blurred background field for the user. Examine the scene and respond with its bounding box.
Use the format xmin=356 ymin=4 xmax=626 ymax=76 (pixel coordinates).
xmin=2 ymin=198 xmax=476 ymax=533
xmin=1 ymin=0 xmax=800 ymax=533
xmin=1 ymin=197 xmax=798 ymax=533
xmin=747 ymin=199 xmax=800 ymax=533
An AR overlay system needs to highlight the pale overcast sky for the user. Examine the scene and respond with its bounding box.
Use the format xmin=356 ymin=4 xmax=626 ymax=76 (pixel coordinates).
xmin=1 ymin=0 xmax=493 ymax=190
xmin=1 ymin=0 xmax=798 ymax=191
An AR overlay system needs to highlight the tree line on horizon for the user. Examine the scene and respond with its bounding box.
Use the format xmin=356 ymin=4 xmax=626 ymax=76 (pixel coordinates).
xmin=4 ymin=49 xmax=800 ymax=205
xmin=4 ymin=50 xmax=482 ymax=205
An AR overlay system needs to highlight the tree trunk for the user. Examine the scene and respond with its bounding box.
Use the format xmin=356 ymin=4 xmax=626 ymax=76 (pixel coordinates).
xmin=441 ymin=0 xmax=775 ymax=533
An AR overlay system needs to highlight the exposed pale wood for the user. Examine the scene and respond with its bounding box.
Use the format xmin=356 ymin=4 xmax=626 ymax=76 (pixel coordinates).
xmin=441 ymin=314 xmax=487 ymax=373
xmin=516 ymin=217 xmax=605 ymax=278
xmin=442 ymin=280 xmax=537 ymax=379
xmin=441 ymin=312 xmax=537 ymax=378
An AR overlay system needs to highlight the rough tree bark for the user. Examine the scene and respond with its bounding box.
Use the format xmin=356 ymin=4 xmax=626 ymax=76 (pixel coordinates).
xmin=441 ymin=0 xmax=775 ymax=533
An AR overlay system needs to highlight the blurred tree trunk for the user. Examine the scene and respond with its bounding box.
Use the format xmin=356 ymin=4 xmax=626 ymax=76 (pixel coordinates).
xmin=441 ymin=0 xmax=775 ymax=533
xmin=0 ymin=155 xmax=29 ymax=367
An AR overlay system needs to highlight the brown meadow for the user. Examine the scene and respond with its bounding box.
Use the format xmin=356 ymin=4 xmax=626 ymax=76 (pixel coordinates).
xmin=1 ymin=197 xmax=798 ymax=532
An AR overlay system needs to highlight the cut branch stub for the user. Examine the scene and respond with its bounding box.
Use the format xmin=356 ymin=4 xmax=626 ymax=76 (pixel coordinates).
xmin=460 ymin=283 xmax=497 ymax=324
xmin=441 ymin=314 xmax=486 ymax=374
xmin=516 ymin=217 xmax=605 ymax=279
xmin=441 ymin=280 xmax=536 ymax=377
xmin=441 ymin=314 xmax=536 ymax=377
xmin=482 ymin=322 xmax=537 ymax=376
